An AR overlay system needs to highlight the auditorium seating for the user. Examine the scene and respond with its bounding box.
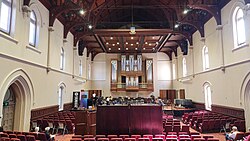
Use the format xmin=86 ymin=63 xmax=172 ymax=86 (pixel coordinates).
xmin=2 ymin=130 xmax=48 ymax=141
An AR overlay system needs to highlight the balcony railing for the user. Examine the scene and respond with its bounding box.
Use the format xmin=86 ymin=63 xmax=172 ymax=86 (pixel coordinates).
xmin=111 ymin=83 xmax=153 ymax=92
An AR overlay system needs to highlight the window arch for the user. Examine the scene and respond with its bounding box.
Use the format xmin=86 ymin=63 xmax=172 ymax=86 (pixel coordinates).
xmin=29 ymin=11 xmax=38 ymax=46
xmin=0 ymin=0 xmax=13 ymax=34
xmin=79 ymin=60 xmax=83 ymax=76
xmin=60 ymin=48 xmax=65 ymax=70
xmin=232 ymin=7 xmax=246 ymax=48
xmin=202 ymin=46 xmax=209 ymax=70
xmin=58 ymin=83 xmax=66 ymax=111
xmin=203 ymin=82 xmax=212 ymax=111
xmin=172 ymin=63 xmax=176 ymax=80
xmin=182 ymin=58 xmax=187 ymax=77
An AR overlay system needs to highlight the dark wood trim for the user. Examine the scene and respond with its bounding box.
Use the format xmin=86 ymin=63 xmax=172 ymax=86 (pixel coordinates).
xmin=64 ymin=102 xmax=73 ymax=111
xmin=31 ymin=105 xmax=59 ymax=120
xmin=193 ymin=101 xmax=205 ymax=110
xmin=211 ymin=104 xmax=245 ymax=119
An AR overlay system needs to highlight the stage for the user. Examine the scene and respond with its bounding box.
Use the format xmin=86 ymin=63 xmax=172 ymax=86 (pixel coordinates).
xmin=163 ymin=105 xmax=196 ymax=117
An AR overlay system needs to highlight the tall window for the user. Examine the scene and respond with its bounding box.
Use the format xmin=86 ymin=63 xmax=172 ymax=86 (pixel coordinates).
xmin=60 ymin=48 xmax=65 ymax=70
xmin=172 ymin=63 xmax=176 ymax=80
xmin=58 ymin=86 xmax=64 ymax=111
xmin=29 ymin=11 xmax=37 ymax=46
xmin=233 ymin=7 xmax=246 ymax=48
xmin=202 ymin=46 xmax=209 ymax=70
xmin=182 ymin=58 xmax=187 ymax=77
xmin=79 ymin=60 xmax=83 ymax=76
xmin=204 ymin=83 xmax=212 ymax=111
xmin=0 ymin=0 xmax=13 ymax=34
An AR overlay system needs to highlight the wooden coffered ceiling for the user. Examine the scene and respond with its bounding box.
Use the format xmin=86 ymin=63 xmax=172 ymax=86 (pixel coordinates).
xmin=24 ymin=0 xmax=235 ymax=60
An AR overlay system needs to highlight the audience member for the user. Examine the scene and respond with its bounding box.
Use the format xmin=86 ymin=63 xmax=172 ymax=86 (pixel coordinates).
xmin=0 ymin=126 xmax=3 ymax=133
xmin=45 ymin=127 xmax=55 ymax=141
xmin=226 ymin=126 xmax=240 ymax=140
xmin=34 ymin=127 xmax=40 ymax=134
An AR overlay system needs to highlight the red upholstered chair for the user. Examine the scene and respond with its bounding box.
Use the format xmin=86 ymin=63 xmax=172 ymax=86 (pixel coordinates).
xmin=84 ymin=135 xmax=94 ymax=138
xmin=84 ymin=138 xmax=96 ymax=141
xmin=9 ymin=134 xmax=17 ymax=138
xmin=178 ymin=132 xmax=189 ymax=135
xmin=181 ymin=125 xmax=190 ymax=133
xmin=124 ymin=138 xmax=136 ymax=141
xmin=13 ymin=131 xmax=22 ymax=135
xmin=138 ymin=138 xmax=150 ymax=141
xmin=173 ymin=125 xmax=180 ymax=132
xmin=245 ymin=132 xmax=250 ymax=137
xmin=5 ymin=131 xmax=14 ymax=134
xmin=1 ymin=137 xmax=11 ymax=141
xmin=208 ymin=120 xmax=215 ymax=131
xmin=108 ymin=135 xmax=118 ymax=141
xmin=202 ymin=135 xmax=213 ymax=141
xmin=198 ymin=120 xmax=209 ymax=133
xmin=143 ymin=135 xmax=153 ymax=141
xmin=213 ymin=119 xmax=221 ymax=131
xmin=0 ymin=133 xmax=9 ymax=137
xmin=165 ymin=125 xmax=172 ymax=134
xmin=17 ymin=135 xmax=27 ymax=141
xmin=28 ymin=133 xmax=38 ymax=139
xmin=37 ymin=133 xmax=47 ymax=141
xmin=234 ymin=132 xmax=245 ymax=141
xmin=154 ymin=135 xmax=165 ymax=140
xmin=152 ymin=138 xmax=163 ymax=141
xmin=167 ymin=132 xmax=177 ymax=135
xmin=111 ymin=138 xmax=123 ymax=141
xmin=191 ymin=135 xmax=202 ymax=140
xmin=97 ymin=138 xmax=109 ymax=141
xmin=66 ymin=120 xmax=74 ymax=134
xmin=190 ymin=132 xmax=200 ymax=135
xmin=166 ymin=135 xmax=177 ymax=138
xmin=26 ymin=135 xmax=36 ymax=141
xmin=179 ymin=138 xmax=191 ymax=141
xmin=72 ymin=135 xmax=83 ymax=139
xmin=207 ymin=138 xmax=219 ymax=141
xmin=179 ymin=135 xmax=190 ymax=139
xmin=119 ymin=135 xmax=129 ymax=141
xmin=165 ymin=138 xmax=177 ymax=141
xmin=96 ymin=135 xmax=106 ymax=140
xmin=10 ymin=138 xmax=20 ymax=141
xmin=131 ymin=135 xmax=141 ymax=141
xmin=193 ymin=138 xmax=205 ymax=141
xmin=70 ymin=138 xmax=82 ymax=141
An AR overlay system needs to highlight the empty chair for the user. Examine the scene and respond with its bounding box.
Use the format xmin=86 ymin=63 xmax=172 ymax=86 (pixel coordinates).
xmin=173 ymin=125 xmax=180 ymax=132
xmin=70 ymin=139 xmax=82 ymax=141
xmin=167 ymin=132 xmax=177 ymax=135
xmin=143 ymin=135 xmax=153 ymax=141
xmin=108 ymin=135 xmax=118 ymax=141
xmin=193 ymin=138 xmax=205 ymax=141
xmin=138 ymin=138 xmax=150 ymax=141
xmin=181 ymin=125 xmax=190 ymax=133
xmin=56 ymin=120 xmax=67 ymax=135
xmin=13 ymin=131 xmax=22 ymax=135
xmin=165 ymin=125 xmax=172 ymax=134
xmin=234 ymin=132 xmax=245 ymax=141
xmin=202 ymin=135 xmax=213 ymax=141
xmin=9 ymin=134 xmax=17 ymax=138
xmin=191 ymin=135 xmax=202 ymax=140
xmin=152 ymin=138 xmax=163 ymax=141
xmin=37 ymin=133 xmax=47 ymax=141
xmin=1 ymin=137 xmax=11 ymax=141
xmin=96 ymin=135 xmax=106 ymax=140
xmin=28 ymin=133 xmax=38 ymax=139
xmin=17 ymin=135 xmax=27 ymax=141
xmin=165 ymin=138 xmax=177 ymax=141
xmin=72 ymin=135 xmax=83 ymax=139
xmin=10 ymin=139 xmax=20 ymax=141
xmin=119 ymin=135 xmax=129 ymax=140
xmin=245 ymin=132 xmax=250 ymax=137
xmin=166 ymin=135 xmax=177 ymax=138
xmin=98 ymin=138 xmax=109 ymax=141
xmin=178 ymin=132 xmax=189 ymax=135
xmin=179 ymin=138 xmax=191 ymax=141
xmin=111 ymin=138 xmax=123 ymax=141
xmin=131 ymin=135 xmax=141 ymax=141
xmin=124 ymin=138 xmax=136 ymax=141
xmin=26 ymin=135 xmax=36 ymax=141
xmin=0 ymin=133 xmax=9 ymax=138
xmin=179 ymin=135 xmax=190 ymax=139
xmin=154 ymin=135 xmax=165 ymax=140
xmin=190 ymin=132 xmax=200 ymax=135
xmin=84 ymin=138 xmax=96 ymax=141
xmin=84 ymin=135 xmax=94 ymax=138
xmin=65 ymin=120 xmax=74 ymax=134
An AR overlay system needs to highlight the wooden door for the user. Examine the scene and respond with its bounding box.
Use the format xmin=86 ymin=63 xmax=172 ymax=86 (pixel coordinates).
xmin=180 ymin=89 xmax=185 ymax=99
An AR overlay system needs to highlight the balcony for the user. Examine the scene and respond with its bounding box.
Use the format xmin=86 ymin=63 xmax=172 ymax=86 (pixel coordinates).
xmin=111 ymin=83 xmax=154 ymax=92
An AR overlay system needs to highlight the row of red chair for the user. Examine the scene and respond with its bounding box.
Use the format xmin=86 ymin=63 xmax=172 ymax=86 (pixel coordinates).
xmin=1 ymin=131 xmax=48 ymax=141
xmin=164 ymin=125 xmax=190 ymax=134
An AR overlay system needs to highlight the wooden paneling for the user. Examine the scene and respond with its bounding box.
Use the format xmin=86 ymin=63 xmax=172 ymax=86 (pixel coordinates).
xmin=75 ymin=110 xmax=96 ymax=135
xmin=63 ymin=102 xmax=73 ymax=111
xmin=193 ymin=101 xmax=205 ymax=110
xmin=179 ymin=89 xmax=185 ymax=99
xmin=96 ymin=105 xmax=162 ymax=135
xmin=211 ymin=104 xmax=245 ymax=119
xmin=31 ymin=105 xmax=59 ymax=120
xmin=88 ymin=90 xmax=102 ymax=98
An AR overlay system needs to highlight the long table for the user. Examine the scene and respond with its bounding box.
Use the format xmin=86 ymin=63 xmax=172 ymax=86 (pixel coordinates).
xmin=96 ymin=104 xmax=163 ymax=135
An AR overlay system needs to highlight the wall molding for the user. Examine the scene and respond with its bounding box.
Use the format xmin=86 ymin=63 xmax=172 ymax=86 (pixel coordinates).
xmin=31 ymin=105 xmax=59 ymax=120
xmin=193 ymin=101 xmax=205 ymax=110
xmin=63 ymin=102 xmax=73 ymax=111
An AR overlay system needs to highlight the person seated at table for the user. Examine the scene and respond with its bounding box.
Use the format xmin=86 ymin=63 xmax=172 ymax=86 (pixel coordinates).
xmin=225 ymin=126 xmax=240 ymax=140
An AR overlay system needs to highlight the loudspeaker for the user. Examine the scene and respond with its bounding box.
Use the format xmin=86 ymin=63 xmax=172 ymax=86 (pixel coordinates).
xmin=78 ymin=39 xmax=85 ymax=56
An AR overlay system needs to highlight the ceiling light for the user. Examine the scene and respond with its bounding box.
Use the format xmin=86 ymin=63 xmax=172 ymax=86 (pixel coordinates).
xmin=135 ymin=48 xmax=137 ymax=50
xmin=117 ymin=42 xmax=119 ymax=44
xmin=109 ymin=48 xmax=111 ymax=50
xmin=112 ymin=44 xmax=115 ymax=46
xmin=156 ymin=42 xmax=159 ymax=45
xmin=183 ymin=9 xmax=189 ymax=14
xmin=153 ymin=48 xmax=155 ymax=50
xmin=131 ymin=37 xmax=134 ymax=39
xmin=106 ymin=42 xmax=109 ymax=45
xmin=136 ymin=42 xmax=139 ymax=44
xmin=126 ymin=42 xmax=128 ymax=44
xmin=129 ymin=26 xmax=136 ymax=34
xmin=149 ymin=43 xmax=152 ymax=46
xmin=145 ymin=42 xmax=148 ymax=44
xmin=143 ymin=48 xmax=145 ymax=50
xmin=131 ymin=44 xmax=133 ymax=46
xmin=88 ymin=25 xmax=93 ymax=29
xmin=174 ymin=24 xmax=179 ymax=28
xmin=110 ymin=37 xmax=113 ymax=40
xmin=79 ymin=9 xmax=85 ymax=15
xmin=126 ymin=48 xmax=128 ymax=50
xmin=152 ymin=37 xmax=155 ymax=39
xmin=118 ymin=48 xmax=120 ymax=50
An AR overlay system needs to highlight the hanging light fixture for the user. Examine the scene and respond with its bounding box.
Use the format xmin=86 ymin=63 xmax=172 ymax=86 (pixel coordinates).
xmin=129 ymin=1 xmax=136 ymax=34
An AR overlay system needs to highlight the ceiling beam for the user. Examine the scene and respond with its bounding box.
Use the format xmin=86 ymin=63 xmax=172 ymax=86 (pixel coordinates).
xmin=156 ymin=34 xmax=172 ymax=52
xmin=94 ymin=34 xmax=107 ymax=52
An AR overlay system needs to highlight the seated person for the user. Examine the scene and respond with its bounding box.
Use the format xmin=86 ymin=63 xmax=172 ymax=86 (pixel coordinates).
xmin=34 ymin=127 xmax=39 ymax=134
xmin=45 ymin=127 xmax=55 ymax=141
xmin=226 ymin=126 xmax=240 ymax=140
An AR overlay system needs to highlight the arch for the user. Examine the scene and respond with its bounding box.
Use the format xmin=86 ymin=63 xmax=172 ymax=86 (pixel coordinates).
xmin=203 ymin=81 xmax=212 ymax=111
xmin=0 ymin=69 xmax=34 ymax=131
xmin=240 ymin=72 xmax=250 ymax=129
xmin=58 ymin=82 xmax=66 ymax=111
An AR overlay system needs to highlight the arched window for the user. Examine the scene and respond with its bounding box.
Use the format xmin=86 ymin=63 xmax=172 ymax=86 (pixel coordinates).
xmin=203 ymin=82 xmax=212 ymax=111
xmin=182 ymin=58 xmax=187 ymax=77
xmin=202 ymin=46 xmax=209 ymax=70
xmin=29 ymin=11 xmax=37 ymax=46
xmin=172 ymin=63 xmax=176 ymax=80
xmin=58 ymin=85 xmax=64 ymax=111
xmin=0 ymin=0 xmax=13 ymax=34
xmin=79 ymin=60 xmax=83 ymax=76
xmin=233 ymin=7 xmax=246 ymax=48
xmin=60 ymin=48 xmax=65 ymax=70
